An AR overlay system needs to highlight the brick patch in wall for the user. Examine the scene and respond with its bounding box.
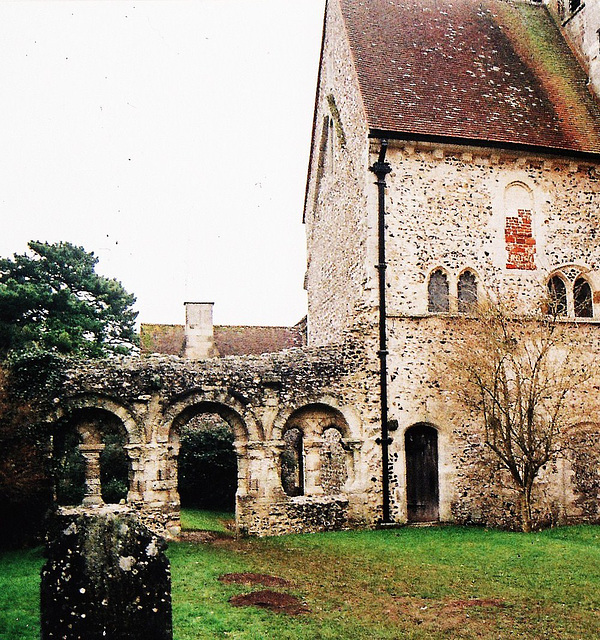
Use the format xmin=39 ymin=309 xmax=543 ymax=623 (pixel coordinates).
xmin=505 ymin=209 xmax=536 ymax=270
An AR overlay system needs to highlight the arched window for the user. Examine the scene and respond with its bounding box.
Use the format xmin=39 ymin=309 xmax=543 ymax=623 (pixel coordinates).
xmin=281 ymin=427 xmax=304 ymax=496
xmin=457 ymin=270 xmax=478 ymax=313
xmin=548 ymin=275 xmax=567 ymax=317
xmin=574 ymin=277 xmax=593 ymax=318
xmin=428 ymin=269 xmax=449 ymax=313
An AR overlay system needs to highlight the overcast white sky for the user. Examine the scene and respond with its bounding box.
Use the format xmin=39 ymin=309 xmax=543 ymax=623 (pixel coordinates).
xmin=0 ymin=0 xmax=325 ymax=327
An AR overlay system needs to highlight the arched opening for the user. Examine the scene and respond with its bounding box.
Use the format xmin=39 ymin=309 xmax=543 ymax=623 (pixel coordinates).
xmin=53 ymin=428 xmax=86 ymax=506
xmin=428 ymin=269 xmax=449 ymax=313
xmin=458 ymin=270 xmax=478 ymax=313
xmin=405 ymin=423 xmax=439 ymax=522
xmin=281 ymin=427 xmax=304 ymax=496
xmin=99 ymin=418 xmax=129 ymax=504
xmin=53 ymin=409 xmax=130 ymax=506
xmin=548 ymin=275 xmax=568 ymax=317
xmin=574 ymin=277 xmax=593 ymax=318
xmin=279 ymin=403 xmax=352 ymax=496
xmin=172 ymin=403 xmax=239 ymax=515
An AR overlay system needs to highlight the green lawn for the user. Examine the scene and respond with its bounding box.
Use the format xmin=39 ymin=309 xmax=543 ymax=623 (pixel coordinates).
xmin=2 ymin=520 xmax=600 ymax=639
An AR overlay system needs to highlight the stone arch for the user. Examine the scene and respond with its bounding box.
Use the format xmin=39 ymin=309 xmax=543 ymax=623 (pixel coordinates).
xmin=161 ymin=390 xmax=260 ymax=515
xmin=53 ymin=396 xmax=140 ymax=507
xmin=273 ymin=402 xmax=359 ymax=496
xmin=504 ymin=180 xmax=534 ymax=212
xmin=58 ymin=394 xmax=142 ymax=444
xmin=547 ymin=265 xmax=596 ymax=319
xmin=160 ymin=388 xmax=262 ymax=444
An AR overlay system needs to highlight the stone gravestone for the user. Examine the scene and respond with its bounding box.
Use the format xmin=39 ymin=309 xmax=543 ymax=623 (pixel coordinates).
xmin=41 ymin=505 xmax=172 ymax=640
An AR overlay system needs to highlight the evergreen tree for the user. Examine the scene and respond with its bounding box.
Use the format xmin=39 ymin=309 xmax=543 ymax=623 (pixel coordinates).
xmin=0 ymin=241 xmax=137 ymax=357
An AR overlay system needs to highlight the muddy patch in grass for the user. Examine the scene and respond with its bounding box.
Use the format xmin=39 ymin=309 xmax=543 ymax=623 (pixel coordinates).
xmin=229 ymin=590 xmax=308 ymax=615
xmin=219 ymin=573 xmax=292 ymax=588
xmin=390 ymin=595 xmax=509 ymax=633
xmin=178 ymin=530 xmax=233 ymax=544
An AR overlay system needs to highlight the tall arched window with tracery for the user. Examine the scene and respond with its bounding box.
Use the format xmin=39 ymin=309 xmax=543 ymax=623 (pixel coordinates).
xmin=574 ymin=277 xmax=593 ymax=318
xmin=428 ymin=269 xmax=449 ymax=313
xmin=457 ymin=270 xmax=478 ymax=313
xmin=548 ymin=275 xmax=568 ymax=317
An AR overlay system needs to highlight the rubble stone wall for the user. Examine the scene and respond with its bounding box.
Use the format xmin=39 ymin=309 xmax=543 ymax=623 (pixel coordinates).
xmin=381 ymin=141 xmax=600 ymax=317
xmin=303 ymin=0 xmax=376 ymax=346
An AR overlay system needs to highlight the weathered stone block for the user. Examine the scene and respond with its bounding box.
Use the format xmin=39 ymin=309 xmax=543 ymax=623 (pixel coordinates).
xmin=41 ymin=506 xmax=172 ymax=640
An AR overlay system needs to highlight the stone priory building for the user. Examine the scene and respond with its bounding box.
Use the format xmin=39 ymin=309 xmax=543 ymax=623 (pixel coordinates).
xmin=54 ymin=0 xmax=600 ymax=536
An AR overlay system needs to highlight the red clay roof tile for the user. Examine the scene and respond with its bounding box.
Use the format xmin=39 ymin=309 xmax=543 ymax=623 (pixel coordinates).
xmin=339 ymin=0 xmax=600 ymax=154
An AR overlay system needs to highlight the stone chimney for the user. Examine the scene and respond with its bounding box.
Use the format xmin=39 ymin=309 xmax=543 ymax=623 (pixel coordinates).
xmin=183 ymin=302 xmax=218 ymax=359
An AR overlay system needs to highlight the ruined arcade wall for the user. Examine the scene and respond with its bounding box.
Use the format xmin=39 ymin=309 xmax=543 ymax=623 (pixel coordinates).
xmin=57 ymin=342 xmax=384 ymax=538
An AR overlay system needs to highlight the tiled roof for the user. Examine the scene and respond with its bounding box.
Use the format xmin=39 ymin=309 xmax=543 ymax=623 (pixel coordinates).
xmin=339 ymin=0 xmax=600 ymax=155
xmin=140 ymin=324 xmax=185 ymax=356
xmin=140 ymin=321 xmax=306 ymax=358
xmin=214 ymin=324 xmax=305 ymax=356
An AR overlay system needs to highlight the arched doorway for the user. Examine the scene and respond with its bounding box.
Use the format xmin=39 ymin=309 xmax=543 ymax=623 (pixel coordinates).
xmin=172 ymin=403 xmax=239 ymax=512
xmin=405 ymin=423 xmax=439 ymax=522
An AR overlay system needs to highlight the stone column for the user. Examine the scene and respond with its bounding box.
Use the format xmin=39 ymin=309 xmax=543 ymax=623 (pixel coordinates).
xmin=79 ymin=443 xmax=106 ymax=506
xmin=262 ymin=440 xmax=286 ymax=499
xmin=124 ymin=444 xmax=143 ymax=502
xmin=304 ymin=438 xmax=324 ymax=495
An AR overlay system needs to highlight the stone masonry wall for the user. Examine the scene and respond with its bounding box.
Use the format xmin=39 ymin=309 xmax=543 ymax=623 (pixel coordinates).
xmin=53 ymin=342 xmax=382 ymax=538
xmin=381 ymin=141 xmax=600 ymax=316
xmin=303 ymin=0 xmax=376 ymax=346
xmin=384 ymin=315 xmax=600 ymax=529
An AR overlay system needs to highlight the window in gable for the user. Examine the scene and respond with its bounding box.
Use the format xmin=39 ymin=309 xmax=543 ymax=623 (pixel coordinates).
xmin=458 ymin=270 xmax=478 ymax=313
xmin=574 ymin=277 xmax=593 ymax=318
xmin=548 ymin=275 xmax=568 ymax=317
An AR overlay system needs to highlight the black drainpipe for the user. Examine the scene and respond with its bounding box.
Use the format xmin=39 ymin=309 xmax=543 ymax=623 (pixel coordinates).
xmin=369 ymin=139 xmax=392 ymax=524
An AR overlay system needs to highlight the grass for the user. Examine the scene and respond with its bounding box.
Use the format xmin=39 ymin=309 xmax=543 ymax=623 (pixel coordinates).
xmin=180 ymin=508 xmax=234 ymax=533
xmin=2 ymin=517 xmax=600 ymax=639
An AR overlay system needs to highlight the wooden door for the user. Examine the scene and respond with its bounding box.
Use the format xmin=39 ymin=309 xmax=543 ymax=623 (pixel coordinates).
xmin=405 ymin=424 xmax=439 ymax=522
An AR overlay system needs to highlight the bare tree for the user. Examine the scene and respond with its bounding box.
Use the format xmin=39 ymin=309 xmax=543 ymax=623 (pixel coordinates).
xmin=448 ymin=298 xmax=588 ymax=532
